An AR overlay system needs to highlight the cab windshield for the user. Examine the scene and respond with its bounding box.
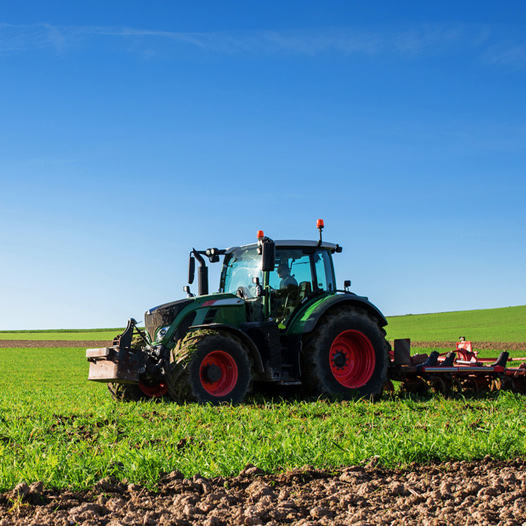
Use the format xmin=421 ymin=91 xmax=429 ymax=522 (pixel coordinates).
xmin=220 ymin=246 xmax=263 ymax=295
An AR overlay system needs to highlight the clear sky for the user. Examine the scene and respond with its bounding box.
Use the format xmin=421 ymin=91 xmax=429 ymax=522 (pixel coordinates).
xmin=1 ymin=1 xmax=525 ymax=330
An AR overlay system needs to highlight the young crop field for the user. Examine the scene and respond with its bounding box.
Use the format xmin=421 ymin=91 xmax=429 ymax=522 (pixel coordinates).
xmin=385 ymin=305 xmax=526 ymax=344
xmin=0 ymin=320 xmax=525 ymax=492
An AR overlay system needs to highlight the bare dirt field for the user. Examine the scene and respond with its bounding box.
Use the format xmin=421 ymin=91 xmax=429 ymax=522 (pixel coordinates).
xmin=2 ymin=459 xmax=526 ymax=525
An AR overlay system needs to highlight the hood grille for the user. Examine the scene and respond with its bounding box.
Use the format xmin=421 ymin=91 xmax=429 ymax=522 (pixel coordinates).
xmin=144 ymin=298 xmax=193 ymax=340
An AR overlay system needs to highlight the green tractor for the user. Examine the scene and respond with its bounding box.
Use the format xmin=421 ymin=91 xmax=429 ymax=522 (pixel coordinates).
xmin=86 ymin=221 xmax=389 ymax=403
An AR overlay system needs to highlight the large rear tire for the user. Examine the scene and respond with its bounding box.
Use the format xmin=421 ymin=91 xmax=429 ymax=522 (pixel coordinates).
xmin=302 ymin=306 xmax=389 ymax=399
xmin=167 ymin=330 xmax=252 ymax=405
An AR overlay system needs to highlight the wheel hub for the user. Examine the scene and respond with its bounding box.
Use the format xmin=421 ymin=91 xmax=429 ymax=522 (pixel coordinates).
xmin=332 ymin=351 xmax=347 ymax=369
xmin=202 ymin=363 xmax=222 ymax=383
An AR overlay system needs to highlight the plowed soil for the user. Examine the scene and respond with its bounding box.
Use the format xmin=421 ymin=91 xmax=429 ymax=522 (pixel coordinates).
xmin=2 ymin=459 xmax=526 ymax=525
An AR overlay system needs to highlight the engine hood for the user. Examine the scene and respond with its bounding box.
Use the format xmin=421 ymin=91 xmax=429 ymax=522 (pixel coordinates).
xmin=144 ymin=298 xmax=194 ymax=341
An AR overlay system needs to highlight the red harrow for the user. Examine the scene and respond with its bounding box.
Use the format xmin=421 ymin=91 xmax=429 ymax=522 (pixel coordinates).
xmin=389 ymin=339 xmax=526 ymax=395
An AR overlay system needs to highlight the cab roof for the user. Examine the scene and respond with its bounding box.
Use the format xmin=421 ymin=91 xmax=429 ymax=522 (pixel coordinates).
xmin=225 ymin=240 xmax=341 ymax=254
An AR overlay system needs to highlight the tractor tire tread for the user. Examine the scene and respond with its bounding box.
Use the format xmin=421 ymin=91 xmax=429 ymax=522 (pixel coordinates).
xmin=167 ymin=329 xmax=252 ymax=404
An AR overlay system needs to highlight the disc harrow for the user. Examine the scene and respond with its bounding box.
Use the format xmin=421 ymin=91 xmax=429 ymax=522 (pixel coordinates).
xmin=390 ymin=339 xmax=526 ymax=395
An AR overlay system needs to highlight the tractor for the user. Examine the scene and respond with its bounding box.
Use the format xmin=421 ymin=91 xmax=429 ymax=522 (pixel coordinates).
xmin=86 ymin=220 xmax=390 ymax=403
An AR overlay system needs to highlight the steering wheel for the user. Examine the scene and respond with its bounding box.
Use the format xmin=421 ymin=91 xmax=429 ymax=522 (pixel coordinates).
xmin=236 ymin=286 xmax=251 ymax=300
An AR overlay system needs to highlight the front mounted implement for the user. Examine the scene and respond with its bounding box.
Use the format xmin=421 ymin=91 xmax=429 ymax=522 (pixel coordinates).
xmin=86 ymin=318 xmax=140 ymax=383
xmin=86 ymin=318 xmax=167 ymax=392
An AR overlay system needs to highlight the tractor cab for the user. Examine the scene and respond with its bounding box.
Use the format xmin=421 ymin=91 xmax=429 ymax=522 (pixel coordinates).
xmin=220 ymin=240 xmax=340 ymax=326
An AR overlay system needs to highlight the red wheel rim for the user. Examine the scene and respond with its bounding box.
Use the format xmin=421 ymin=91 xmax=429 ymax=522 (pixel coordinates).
xmin=139 ymin=381 xmax=169 ymax=398
xmin=199 ymin=350 xmax=238 ymax=397
xmin=329 ymin=330 xmax=376 ymax=388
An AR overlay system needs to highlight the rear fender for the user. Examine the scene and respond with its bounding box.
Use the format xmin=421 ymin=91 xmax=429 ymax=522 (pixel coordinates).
xmin=289 ymin=293 xmax=387 ymax=336
xmin=188 ymin=323 xmax=265 ymax=373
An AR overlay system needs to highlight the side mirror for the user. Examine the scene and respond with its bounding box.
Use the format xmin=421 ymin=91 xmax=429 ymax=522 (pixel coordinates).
xmin=261 ymin=239 xmax=275 ymax=272
xmin=206 ymin=248 xmax=220 ymax=263
xmin=188 ymin=256 xmax=195 ymax=284
xmin=183 ymin=285 xmax=195 ymax=298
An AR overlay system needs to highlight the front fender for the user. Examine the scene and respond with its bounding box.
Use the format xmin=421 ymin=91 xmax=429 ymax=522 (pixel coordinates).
xmin=188 ymin=323 xmax=265 ymax=373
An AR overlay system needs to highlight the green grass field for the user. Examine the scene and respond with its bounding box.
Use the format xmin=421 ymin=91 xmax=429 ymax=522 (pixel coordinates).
xmin=1 ymin=305 xmax=525 ymax=492
xmin=0 ymin=328 xmax=121 ymax=341
xmin=385 ymin=305 xmax=526 ymax=343
xmin=1 ymin=304 xmax=523 ymax=342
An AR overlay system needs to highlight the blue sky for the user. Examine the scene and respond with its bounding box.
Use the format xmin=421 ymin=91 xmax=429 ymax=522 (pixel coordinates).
xmin=1 ymin=1 xmax=525 ymax=330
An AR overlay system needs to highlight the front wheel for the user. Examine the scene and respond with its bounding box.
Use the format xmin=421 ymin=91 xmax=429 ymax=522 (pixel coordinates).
xmin=302 ymin=307 xmax=389 ymax=399
xmin=107 ymin=333 xmax=170 ymax=401
xmin=167 ymin=331 xmax=252 ymax=405
xmin=108 ymin=380 xmax=168 ymax=401
xmin=108 ymin=382 xmax=144 ymax=402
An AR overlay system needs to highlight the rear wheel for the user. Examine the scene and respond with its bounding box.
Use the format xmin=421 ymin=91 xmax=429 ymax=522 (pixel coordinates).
xmin=302 ymin=307 xmax=388 ymax=399
xmin=167 ymin=330 xmax=252 ymax=404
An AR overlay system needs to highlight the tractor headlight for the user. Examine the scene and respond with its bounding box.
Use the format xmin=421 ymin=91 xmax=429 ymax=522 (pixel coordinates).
xmin=156 ymin=326 xmax=169 ymax=342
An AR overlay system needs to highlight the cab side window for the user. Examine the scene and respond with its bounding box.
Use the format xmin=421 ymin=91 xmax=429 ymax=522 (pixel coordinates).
xmin=268 ymin=251 xmax=312 ymax=290
xmin=314 ymin=250 xmax=334 ymax=291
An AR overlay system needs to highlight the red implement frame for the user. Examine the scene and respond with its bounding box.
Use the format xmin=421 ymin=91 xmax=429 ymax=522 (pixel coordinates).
xmin=390 ymin=339 xmax=526 ymax=394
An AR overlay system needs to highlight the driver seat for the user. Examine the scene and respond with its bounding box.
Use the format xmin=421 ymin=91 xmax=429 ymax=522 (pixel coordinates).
xmin=299 ymin=281 xmax=312 ymax=300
